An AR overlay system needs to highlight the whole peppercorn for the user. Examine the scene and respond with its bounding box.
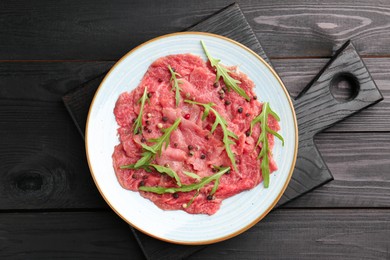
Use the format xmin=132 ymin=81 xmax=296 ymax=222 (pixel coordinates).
xmin=162 ymin=116 xmax=168 ymax=122
xmin=200 ymin=154 xmax=206 ymax=159
xmin=237 ymin=107 xmax=243 ymax=113
xmin=224 ymin=100 xmax=231 ymax=105
xmin=172 ymin=193 xmax=179 ymax=199
xmin=188 ymin=145 xmax=194 ymax=150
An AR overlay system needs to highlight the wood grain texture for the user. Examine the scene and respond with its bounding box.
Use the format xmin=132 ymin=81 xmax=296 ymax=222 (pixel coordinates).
xmin=0 ymin=212 xmax=145 ymax=259
xmin=0 ymin=62 xmax=114 ymax=101
xmin=285 ymin=132 xmax=390 ymax=208
xmin=1 ymin=0 xmax=390 ymax=60
xmin=190 ymin=209 xmax=390 ymax=260
xmin=240 ymin=0 xmax=390 ymax=58
xmin=0 ymin=0 xmax=231 ymax=60
xmin=1 ymin=209 xmax=389 ymax=259
xmin=0 ymin=100 xmax=105 ymax=209
xmin=279 ymin=41 xmax=382 ymax=205
xmin=273 ymin=58 xmax=390 ymax=132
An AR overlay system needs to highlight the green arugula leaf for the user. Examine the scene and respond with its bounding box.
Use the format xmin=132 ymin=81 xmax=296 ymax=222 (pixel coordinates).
xmin=121 ymin=118 xmax=181 ymax=169
xmin=183 ymin=171 xmax=201 ymax=180
xmin=201 ymin=40 xmax=250 ymax=101
xmin=249 ymin=102 xmax=284 ymax=188
xmin=132 ymin=87 xmax=149 ymax=135
xmin=168 ymin=65 xmax=183 ymax=107
xmin=139 ymin=166 xmax=230 ymax=194
xmin=185 ymin=100 xmax=238 ymax=171
xmin=150 ymin=164 xmax=182 ymax=187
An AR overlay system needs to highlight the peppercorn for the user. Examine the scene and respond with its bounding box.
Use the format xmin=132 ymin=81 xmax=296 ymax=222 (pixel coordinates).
xmin=173 ymin=143 xmax=178 ymax=148
xmin=188 ymin=151 xmax=194 ymax=156
xmin=222 ymin=87 xmax=227 ymax=93
xmin=200 ymin=154 xmax=206 ymax=159
xmin=213 ymin=82 xmax=219 ymax=88
xmin=132 ymin=174 xmax=138 ymax=179
xmin=245 ymin=130 xmax=250 ymax=137
xmin=147 ymin=129 xmax=152 ymax=133
xmin=145 ymin=120 xmax=151 ymax=125
xmin=218 ymin=90 xmax=224 ymax=95
xmin=253 ymin=95 xmax=257 ymax=100
xmin=188 ymin=145 xmax=194 ymax=150
xmin=245 ymin=113 xmax=250 ymax=117
xmin=219 ymin=95 xmax=224 ymax=100
xmin=141 ymin=137 xmax=146 ymax=143
xmin=207 ymin=195 xmax=213 ymax=200
xmin=237 ymin=107 xmax=243 ymax=113
xmin=172 ymin=193 xmax=179 ymax=199
xmin=139 ymin=181 xmax=145 ymax=186
xmin=162 ymin=116 xmax=168 ymax=122
xmin=224 ymin=100 xmax=231 ymax=105
xmin=147 ymin=92 xmax=152 ymax=98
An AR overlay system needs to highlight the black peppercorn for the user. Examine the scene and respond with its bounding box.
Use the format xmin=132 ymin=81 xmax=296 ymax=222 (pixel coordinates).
xmin=139 ymin=181 xmax=145 ymax=186
xmin=145 ymin=120 xmax=151 ymax=125
xmin=224 ymin=100 xmax=231 ymax=105
xmin=237 ymin=107 xmax=243 ymax=113
xmin=147 ymin=92 xmax=152 ymax=98
xmin=141 ymin=137 xmax=146 ymax=143
xmin=162 ymin=116 xmax=168 ymax=122
xmin=213 ymin=82 xmax=219 ymax=88
xmin=245 ymin=113 xmax=250 ymax=117
xmin=172 ymin=193 xmax=179 ymax=199
xmin=207 ymin=195 xmax=213 ymax=200
xmin=200 ymin=154 xmax=206 ymax=159
xmin=253 ymin=95 xmax=257 ymax=100
xmin=245 ymin=130 xmax=250 ymax=137
xmin=188 ymin=145 xmax=194 ymax=150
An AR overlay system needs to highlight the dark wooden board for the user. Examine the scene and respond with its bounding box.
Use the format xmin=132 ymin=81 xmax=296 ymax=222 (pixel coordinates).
xmin=1 ymin=0 xmax=390 ymax=60
xmin=285 ymin=132 xmax=390 ymax=208
xmin=0 ymin=212 xmax=145 ymax=259
xmin=279 ymin=40 xmax=383 ymax=205
xmin=1 ymin=209 xmax=389 ymax=260
xmin=273 ymin=58 xmax=390 ymax=132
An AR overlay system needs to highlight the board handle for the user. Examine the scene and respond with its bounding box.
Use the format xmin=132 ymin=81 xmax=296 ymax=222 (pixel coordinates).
xmin=278 ymin=40 xmax=383 ymax=206
xmin=293 ymin=41 xmax=383 ymax=138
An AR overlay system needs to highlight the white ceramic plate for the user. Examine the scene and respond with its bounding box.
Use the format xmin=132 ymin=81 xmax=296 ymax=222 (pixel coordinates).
xmin=86 ymin=32 xmax=298 ymax=245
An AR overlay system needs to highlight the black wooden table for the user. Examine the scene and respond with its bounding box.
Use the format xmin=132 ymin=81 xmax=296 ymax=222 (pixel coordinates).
xmin=1 ymin=1 xmax=389 ymax=259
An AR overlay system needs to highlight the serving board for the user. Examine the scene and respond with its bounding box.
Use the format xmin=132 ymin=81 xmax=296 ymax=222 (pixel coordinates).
xmin=62 ymin=3 xmax=382 ymax=259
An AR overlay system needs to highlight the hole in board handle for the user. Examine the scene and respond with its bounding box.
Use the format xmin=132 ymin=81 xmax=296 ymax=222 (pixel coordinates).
xmin=330 ymin=72 xmax=360 ymax=102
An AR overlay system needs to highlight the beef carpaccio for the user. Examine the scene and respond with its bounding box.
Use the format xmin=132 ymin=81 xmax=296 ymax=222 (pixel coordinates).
xmin=112 ymin=53 xmax=280 ymax=215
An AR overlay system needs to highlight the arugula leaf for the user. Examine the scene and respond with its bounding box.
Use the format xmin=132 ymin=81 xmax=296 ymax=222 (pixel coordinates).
xmin=150 ymin=164 xmax=182 ymax=187
xmin=132 ymin=87 xmax=149 ymax=135
xmin=168 ymin=65 xmax=183 ymax=107
xmin=200 ymin=40 xmax=250 ymax=101
xmin=139 ymin=166 xmax=230 ymax=194
xmin=249 ymin=102 xmax=284 ymax=188
xmin=121 ymin=118 xmax=181 ymax=169
xmin=183 ymin=171 xmax=201 ymax=180
xmin=185 ymin=100 xmax=238 ymax=171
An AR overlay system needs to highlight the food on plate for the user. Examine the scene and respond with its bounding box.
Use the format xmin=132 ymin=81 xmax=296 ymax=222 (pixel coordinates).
xmin=112 ymin=41 xmax=283 ymax=215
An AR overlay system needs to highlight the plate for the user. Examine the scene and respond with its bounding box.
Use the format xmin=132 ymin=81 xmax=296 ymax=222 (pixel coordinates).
xmin=86 ymin=32 xmax=298 ymax=245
